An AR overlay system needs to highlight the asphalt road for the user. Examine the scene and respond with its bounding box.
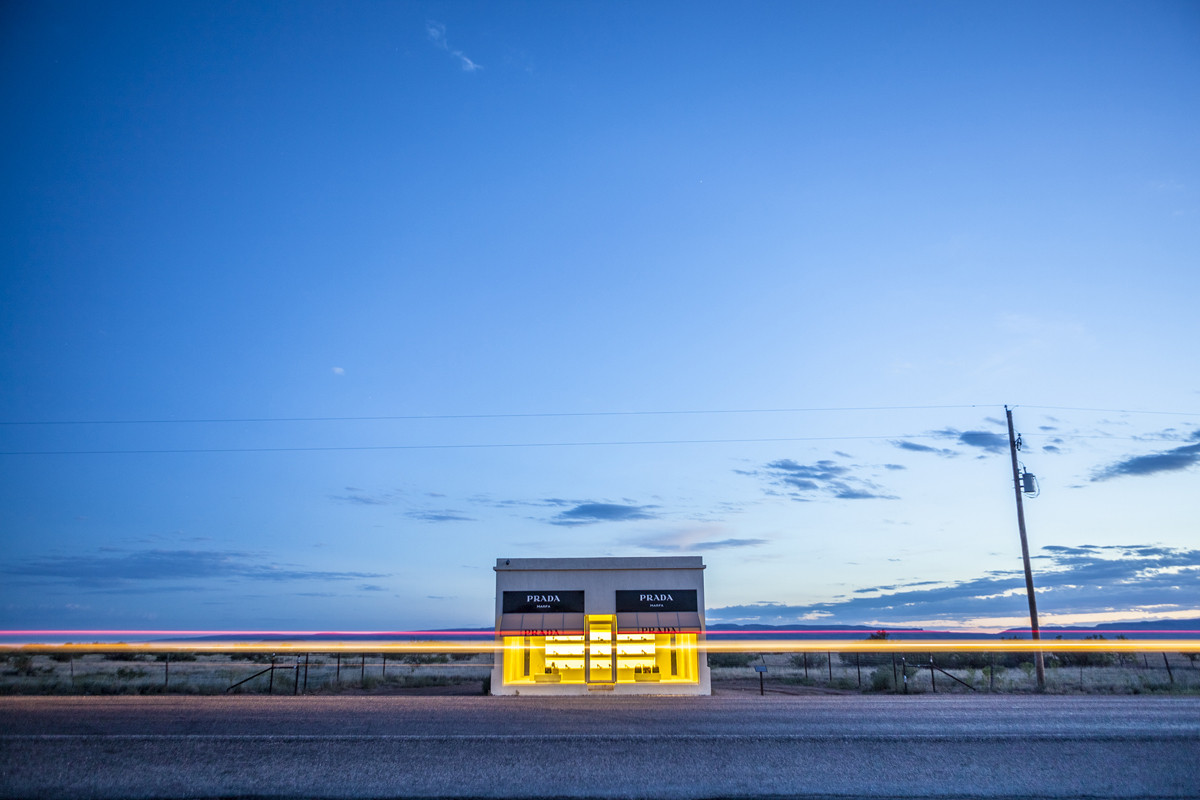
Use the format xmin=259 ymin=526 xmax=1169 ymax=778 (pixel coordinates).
xmin=2 ymin=694 xmax=1198 ymax=799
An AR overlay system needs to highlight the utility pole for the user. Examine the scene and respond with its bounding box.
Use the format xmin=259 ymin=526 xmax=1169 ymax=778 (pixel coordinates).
xmin=1006 ymin=405 xmax=1045 ymax=690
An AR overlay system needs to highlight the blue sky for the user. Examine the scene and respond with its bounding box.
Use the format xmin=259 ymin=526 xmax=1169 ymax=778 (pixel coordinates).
xmin=2 ymin=1 xmax=1198 ymax=633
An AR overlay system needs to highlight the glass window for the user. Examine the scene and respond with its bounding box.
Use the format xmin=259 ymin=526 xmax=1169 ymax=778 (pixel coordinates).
xmin=502 ymin=614 xmax=699 ymax=686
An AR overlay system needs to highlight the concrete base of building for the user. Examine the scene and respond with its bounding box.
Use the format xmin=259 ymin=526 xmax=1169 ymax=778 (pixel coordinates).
xmin=489 ymin=673 xmax=712 ymax=696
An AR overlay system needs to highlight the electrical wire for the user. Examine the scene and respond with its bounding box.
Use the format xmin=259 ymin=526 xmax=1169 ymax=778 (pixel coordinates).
xmin=2 ymin=403 xmax=1192 ymax=456
xmin=0 ymin=434 xmax=926 ymax=456
xmin=4 ymin=404 xmax=1196 ymax=428
xmin=0 ymin=431 xmax=1186 ymax=456
xmin=0 ymin=404 xmax=991 ymax=426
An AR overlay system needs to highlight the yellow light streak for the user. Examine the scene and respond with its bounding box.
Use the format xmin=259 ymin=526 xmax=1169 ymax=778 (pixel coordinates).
xmin=1 ymin=638 xmax=1197 ymax=654
xmin=701 ymin=639 xmax=1200 ymax=654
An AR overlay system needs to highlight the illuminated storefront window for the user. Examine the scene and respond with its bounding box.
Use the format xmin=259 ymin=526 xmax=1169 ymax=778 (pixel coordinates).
xmin=500 ymin=619 xmax=700 ymax=686
xmin=493 ymin=558 xmax=710 ymax=695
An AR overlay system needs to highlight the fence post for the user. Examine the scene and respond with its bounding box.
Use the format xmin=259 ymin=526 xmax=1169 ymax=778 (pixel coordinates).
xmin=827 ymin=652 xmax=832 ymax=682
xmin=303 ymin=653 xmax=309 ymax=693
xmin=891 ymin=653 xmax=897 ymax=689
xmin=336 ymin=653 xmax=341 ymax=683
xmin=1163 ymin=653 xmax=1174 ymax=684
xmin=268 ymin=655 xmax=275 ymax=694
xmin=929 ymin=656 xmax=936 ymax=692
xmin=361 ymin=654 xmax=366 ymax=686
xmin=901 ymin=657 xmax=907 ymax=694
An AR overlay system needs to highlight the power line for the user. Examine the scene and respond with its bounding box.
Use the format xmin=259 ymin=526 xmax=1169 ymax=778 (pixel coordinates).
xmin=3 ymin=404 xmax=1196 ymax=428
xmin=0 ymin=431 xmax=1183 ymax=456
xmin=0 ymin=404 xmax=989 ymax=427
xmin=0 ymin=434 xmax=925 ymax=456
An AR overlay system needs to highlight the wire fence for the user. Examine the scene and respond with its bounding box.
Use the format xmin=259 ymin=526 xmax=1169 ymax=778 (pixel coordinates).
xmin=2 ymin=649 xmax=1196 ymax=695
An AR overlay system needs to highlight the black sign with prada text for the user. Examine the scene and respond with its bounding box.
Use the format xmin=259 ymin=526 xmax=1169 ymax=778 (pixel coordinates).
xmin=616 ymin=589 xmax=698 ymax=612
xmin=502 ymin=590 xmax=585 ymax=614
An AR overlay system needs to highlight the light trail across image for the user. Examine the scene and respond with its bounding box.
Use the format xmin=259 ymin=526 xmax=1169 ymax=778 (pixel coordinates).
xmin=3 ymin=629 xmax=1198 ymax=655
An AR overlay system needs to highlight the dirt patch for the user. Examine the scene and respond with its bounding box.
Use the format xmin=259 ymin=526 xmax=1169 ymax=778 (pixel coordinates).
xmin=321 ymin=682 xmax=487 ymax=696
xmin=713 ymin=677 xmax=857 ymax=696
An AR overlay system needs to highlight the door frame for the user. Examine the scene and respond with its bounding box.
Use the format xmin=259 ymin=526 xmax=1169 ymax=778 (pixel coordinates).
xmin=584 ymin=616 xmax=616 ymax=684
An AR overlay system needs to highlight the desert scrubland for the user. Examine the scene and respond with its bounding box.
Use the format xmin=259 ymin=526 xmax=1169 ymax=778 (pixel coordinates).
xmin=2 ymin=649 xmax=1195 ymax=695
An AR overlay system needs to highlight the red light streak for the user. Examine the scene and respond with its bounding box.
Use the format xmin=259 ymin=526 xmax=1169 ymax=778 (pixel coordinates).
xmin=7 ymin=628 xmax=1197 ymax=637
xmin=0 ymin=630 xmax=495 ymax=637
xmin=1 ymin=629 xmax=1197 ymax=654
xmin=705 ymin=629 xmax=1200 ymax=636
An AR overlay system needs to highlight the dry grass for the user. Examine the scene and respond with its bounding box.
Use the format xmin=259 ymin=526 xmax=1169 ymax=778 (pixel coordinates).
xmin=3 ymin=650 xmax=1195 ymax=695
xmin=0 ymin=652 xmax=494 ymax=695
xmin=716 ymin=651 xmax=1199 ymax=694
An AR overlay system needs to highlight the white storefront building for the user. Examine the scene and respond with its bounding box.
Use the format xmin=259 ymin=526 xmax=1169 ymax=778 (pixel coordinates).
xmin=491 ymin=556 xmax=711 ymax=695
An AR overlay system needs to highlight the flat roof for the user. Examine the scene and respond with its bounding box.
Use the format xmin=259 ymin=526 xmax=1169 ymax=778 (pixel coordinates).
xmin=495 ymin=556 xmax=704 ymax=571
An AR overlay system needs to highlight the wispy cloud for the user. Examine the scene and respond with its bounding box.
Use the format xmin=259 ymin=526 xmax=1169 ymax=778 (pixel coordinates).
xmin=622 ymin=525 xmax=768 ymax=553
xmin=891 ymin=428 xmax=1008 ymax=457
xmin=406 ymin=510 xmax=474 ymax=523
xmin=3 ymin=549 xmax=388 ymax=589
xmin=329 ymin=486 xmax=401 ymax=506
xmin=330 ymin=492 xmax=392 ymax=505
xmin=426 ymin=21 xmax=481 ymax=72
xmin=471 ymin=496 xmax=573 ymax=511
xmin=706 ymin=544 xmax=1200 ymax=627
xmin=744 ymin=458 xmax=897 ymax=501
xmin=640 ymin=537 xmax=767 ymax=552
xmin=331 ymin=486 xmax=474 ymax=520
xmin=890 ymin=440 xmax=957 ymax=457
xmin=932 ymin=428 xmax=1008 ymax=455
xmin=549 ymin=502 xmax=659 ymax=526
xmin=1091 ymin=430 xmax=1200 ymax=481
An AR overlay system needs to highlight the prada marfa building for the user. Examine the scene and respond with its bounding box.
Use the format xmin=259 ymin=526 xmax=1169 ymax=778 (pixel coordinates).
xmin=491 ymin=556 xmax=711 ymax=695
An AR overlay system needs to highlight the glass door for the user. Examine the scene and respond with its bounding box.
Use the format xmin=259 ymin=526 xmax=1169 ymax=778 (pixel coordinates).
xmin=585 ymin=616 xmax=615 ymax=684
